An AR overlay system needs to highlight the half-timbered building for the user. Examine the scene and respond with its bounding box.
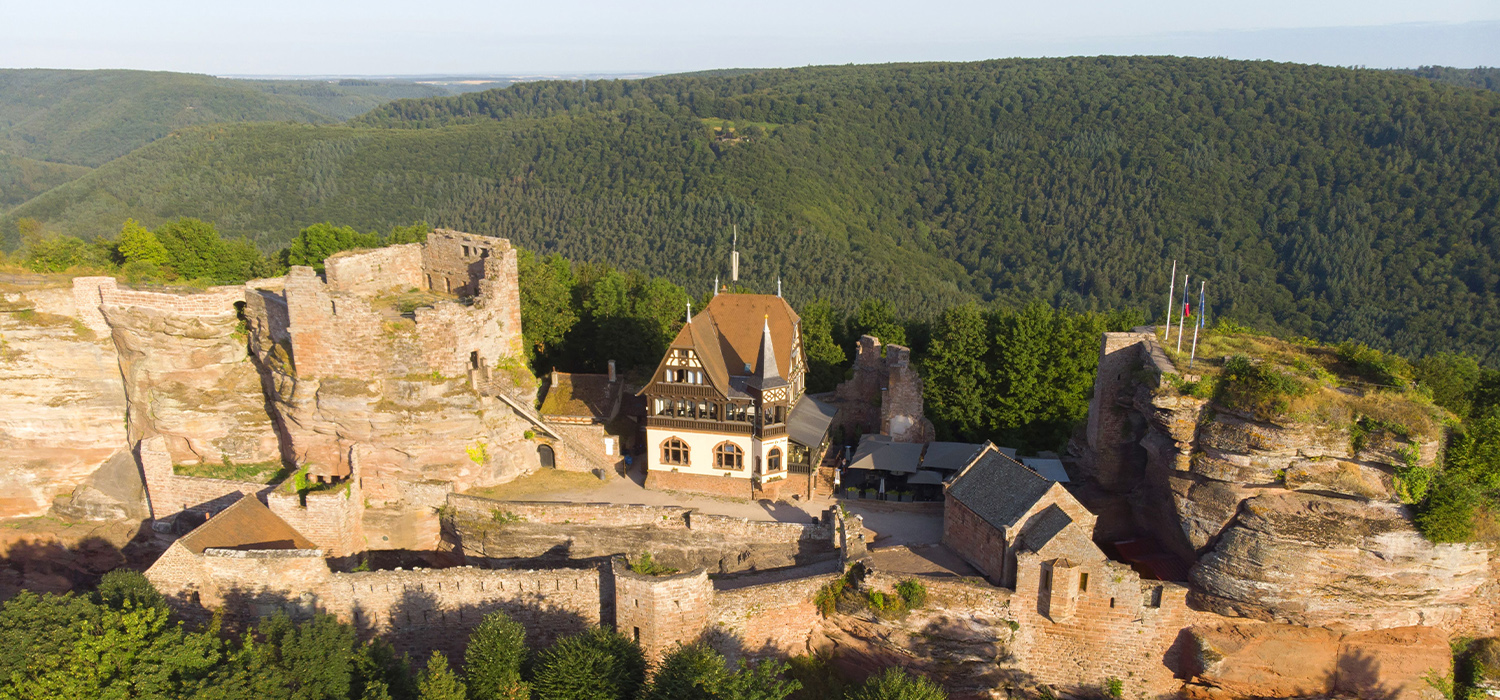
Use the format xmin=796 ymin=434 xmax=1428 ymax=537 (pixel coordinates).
xmin=639 ymin=293 xmax=808 ymax=497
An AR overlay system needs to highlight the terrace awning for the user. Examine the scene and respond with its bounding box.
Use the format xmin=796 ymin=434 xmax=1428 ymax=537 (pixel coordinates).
xmin=906 ymin=470 xmax=946 ymax=485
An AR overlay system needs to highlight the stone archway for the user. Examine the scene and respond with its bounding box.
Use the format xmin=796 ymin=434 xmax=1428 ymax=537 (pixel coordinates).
xmin=538 ymin=444 xmax=556 ymax=469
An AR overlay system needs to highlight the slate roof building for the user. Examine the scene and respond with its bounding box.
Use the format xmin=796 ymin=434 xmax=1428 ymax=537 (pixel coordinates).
xmin=942 ymin=444 xmax=1100 ymax=588
xmin=639 ymin=293 xmax=809 ymax=497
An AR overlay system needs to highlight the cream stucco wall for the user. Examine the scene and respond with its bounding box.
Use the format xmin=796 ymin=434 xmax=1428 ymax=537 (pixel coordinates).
xmin=646 ymin=427 xmax=789 ymax=482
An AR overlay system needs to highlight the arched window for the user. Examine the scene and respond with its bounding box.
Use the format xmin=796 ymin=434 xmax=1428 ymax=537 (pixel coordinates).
xmin=661 ymin=438 xmax=689 ymax=466
xmin=714 ymin=442 xmax=744 ymax=471
xmin=767 ymin=447 xmax=782 ymax=473
xmin=537 ymin=444 xmax=555 ymax=468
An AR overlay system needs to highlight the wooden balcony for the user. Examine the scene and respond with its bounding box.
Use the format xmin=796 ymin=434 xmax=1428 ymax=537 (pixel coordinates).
xmin=645 ymin=416 xmax=753 ymax=435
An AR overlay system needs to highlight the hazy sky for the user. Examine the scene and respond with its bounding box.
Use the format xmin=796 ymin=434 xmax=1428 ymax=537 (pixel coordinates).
xmin=5 ymin=0 xmax=1499 ymax=75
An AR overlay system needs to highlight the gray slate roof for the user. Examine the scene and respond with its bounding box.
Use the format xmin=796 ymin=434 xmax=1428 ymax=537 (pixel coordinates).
xmin=921 ymin=442 xmax=987 ymax=471
xmin=787 ymin=394 xmax=838 ymax=448
xmin=1019 ymin=504 xmax=1074 ymax=551
xmin=946 ymin=448 xmax=1054 ymax=530
xmin=1022 ymin=457 xmax=1070 ymax=483
xmin=847 ymin=435 xmax=924 ymax=474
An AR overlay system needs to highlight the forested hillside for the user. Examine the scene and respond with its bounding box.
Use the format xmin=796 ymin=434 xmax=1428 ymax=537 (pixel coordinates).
xmin=1395 ymin=66 xmax=1500 ymax=92
xmin=7 ymin=57 xmax=1500 ymax=362
xmin=0 ymin=70 xmax=455 ymax=209
xmin=0 ymin=69 xmax=333 ymax=167
xmin=0 ymin=155 xmax=90 ymax=208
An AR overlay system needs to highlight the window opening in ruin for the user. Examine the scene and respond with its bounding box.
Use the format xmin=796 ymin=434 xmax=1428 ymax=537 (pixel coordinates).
xmin=714 ymin=442 xmax=744 ymax=470
xmin=444 ymin=277 xmax=451 ymax=293
xmin=767 ymin=447 xmax=782 ymax=473
xmin=633 ymin=627 xmax=641 ymax=642
xmin=1079 ymin=572 xmax=1089 ymax=593
xmin=1109 ymin=598 xmax=1116 ymax=608
xmin=661 ymin=438 xmax=689 ymax=466
xmin=470 ymin=351 xmax=480 ymax=370
xmin=538 ymin=444 xmax=555 ymax=469
xmin=426 ymin=274 xmax=433 ymax=289
xmin=1148 ymin=585 xmax=1163 ymax=608
xmin=1040 ymin=568 xmax=1052 ymax=591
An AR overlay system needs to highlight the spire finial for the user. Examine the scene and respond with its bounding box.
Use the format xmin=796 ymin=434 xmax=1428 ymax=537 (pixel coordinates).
xmin=777 ymin=278 xmax=782 ymax=298
xmin=714 ymin=275 xmax=719 ymax=297
xmin=686 ymin=301 xmax=692 ymax=323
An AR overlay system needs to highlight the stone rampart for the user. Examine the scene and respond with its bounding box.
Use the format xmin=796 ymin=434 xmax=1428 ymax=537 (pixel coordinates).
xmin=138 ymin=436 xmax=271 ymax=521
xmin=709 ymin=567 xmax=839 ymax=661
xmin=325 ymin=244 xmax=424 ymax=296
xmin=612 ymin=560 xmax=713 ymax=661
xmin=444 ymin=495 xmax=839 ymax=574
xmin=325 ymin=566 xmax=602 ymax=658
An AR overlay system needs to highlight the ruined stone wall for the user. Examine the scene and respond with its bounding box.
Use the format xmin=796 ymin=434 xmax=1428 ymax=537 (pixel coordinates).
xmin=421 ymin=230 xmax=502 ymax=297
xmin=1010 ymin=551 xmax=1211 ymax=699
xmin=267 ymin=487 xmax=364 ymax=558
xmin=880 ymin=345 xmax=934 ymax=443
xmin=709 ymin=568 xmax=838 ymax=661
xmin=613 ymin=561 xmax=713 ymax=661
xmin=444 ymin=495 xmax=837 ymax=574
xmin=138 ymin=436 xmax=271 ymax=520
xmin=325 ymin=566 xmax=602 ymax=659
xmin=325 ymin=244 xmax=424 ymax=296
xmin=1082 ymin=331 xmax=1153 ymax=490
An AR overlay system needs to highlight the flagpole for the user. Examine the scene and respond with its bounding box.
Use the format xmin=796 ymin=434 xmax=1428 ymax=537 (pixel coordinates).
xmin=1177 ymin=274 xmax=1188 ymax=353
xmin=1190 ymin=281 xmax=1204 ymax=367
xmin=1164 ymin=260 xmax=1176 ymax=341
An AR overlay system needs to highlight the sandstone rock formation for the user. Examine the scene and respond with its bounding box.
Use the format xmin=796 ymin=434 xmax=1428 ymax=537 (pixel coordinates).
xmin=0 ymin=284 xmax=127 ymax=518
xmin=1081 ymin=330 xmax=1495 ymax=635
xmin=1186 ymin=622 xmax=1450 ymax=700
xmin=103 ymin=294 xmax=281 ymax=466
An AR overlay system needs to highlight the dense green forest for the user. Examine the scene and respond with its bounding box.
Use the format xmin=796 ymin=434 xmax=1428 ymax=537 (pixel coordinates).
xmin=0 ymin=69 xmax=333 ymax=167
xmin=0 ymin=569 xmax=942 ymax=700
xmin=1395 ymin=66 xmax=1500 ymax=92
xmin=0 ymin=155 xmax=90 ymax=208
xmin=6 ymin=57 xmax=1499 ymax=363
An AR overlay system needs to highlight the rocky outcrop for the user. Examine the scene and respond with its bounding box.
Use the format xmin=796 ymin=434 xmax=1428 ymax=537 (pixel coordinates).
xmin=102 ymin=299 xmax=281 ymax=466
xmin=51 ymin=449 xmax=148 ymax=521
xmin=1081 ymin=331 xmax=1494 ymax=637
xmin=0 ymin=285 xmax=127 ymax=518
xmin=254 ymin=369 xmax=540 ymax=504
xmin=1191 ymin=491 xmax=1488 ymax=630
xmin=1186 ymin=622 xmax=1450 ymax=700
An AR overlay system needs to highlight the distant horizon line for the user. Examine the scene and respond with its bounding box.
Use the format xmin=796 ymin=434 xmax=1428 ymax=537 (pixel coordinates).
xmin=0 ymin=57 xmax=1490 ymax=82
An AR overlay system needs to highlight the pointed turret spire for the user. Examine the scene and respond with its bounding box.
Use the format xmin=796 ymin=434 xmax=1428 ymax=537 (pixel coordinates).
xmin=754 ymin=315 xmax=780 ymax=380
xmin=777 ymin=278 xmax=782 ymax=298
xmin=714 ymin=276 xmax=719 ymax=296
xmin=686 ymin=301 xmax=692 ymax=323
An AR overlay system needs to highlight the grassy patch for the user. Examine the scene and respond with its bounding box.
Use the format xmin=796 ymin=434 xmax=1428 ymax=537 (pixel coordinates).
xmin=463 ymin=468 xmax=606 ymax=500
xmin=369 ymin=288 xmax=455 ymax=316
xmin=1159 ymin=324 xmax=1447 ymax=437
xmin=173 ymin=459 xmax=292 ymax=483
xmin=627 ymin=551 xmax=680 ymax=576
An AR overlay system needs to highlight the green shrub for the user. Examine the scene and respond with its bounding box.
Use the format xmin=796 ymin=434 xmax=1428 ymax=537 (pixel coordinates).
xmin=1104 ymin=677 xmax=1124 ymax=699
xmin=1216 ymin=354 xmax=1309 ymax=418
xmin=813 ymin=578 xmax=845 ymax=618
xmin=530 ymin=627 xmax=646 ymax=700
xmin=1337 ymin=341 xmax=1414 ymax=389
xmin=466 ymin=611 xmax=529 ymax=700
xmin=895 ymin=580 xmax=927 ymax=609
xmin=846 ymin=668 xmax=947 ymax=700
xmin=628 ymin=552 xmax=679 ymax=576
xmin=1415 ymin=477 xmax=1482 ymax=543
